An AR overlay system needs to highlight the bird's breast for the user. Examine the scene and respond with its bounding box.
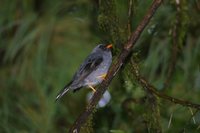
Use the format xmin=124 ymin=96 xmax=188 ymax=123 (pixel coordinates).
xmin=83 ymin=59 xmax=111 ymax=86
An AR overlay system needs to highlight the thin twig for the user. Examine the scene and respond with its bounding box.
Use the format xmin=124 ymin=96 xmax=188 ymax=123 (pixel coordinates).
xmin=69 ymin=0 xmax=163 ymax=132
xmin=163 ymin=24 xmax=178 ymax=89
xmin=168 ymin=113 xmax=173 ymax=129
xmin=127 ymin=0 xmax=133 ymax=37
xmin=179 ymin=109 xmax=199 ymax=131
xmin=189 ymin=107 xmax=196 ymax=124
xmin=164 ymin=1 xmax=180 ymax=90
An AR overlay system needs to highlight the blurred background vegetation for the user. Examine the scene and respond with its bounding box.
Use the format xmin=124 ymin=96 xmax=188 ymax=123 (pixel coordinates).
xmin=0 ymin=0 xmax=200 ymax=132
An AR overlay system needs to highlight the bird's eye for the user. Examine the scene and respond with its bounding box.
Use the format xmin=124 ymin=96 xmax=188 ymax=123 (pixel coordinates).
xmin=99 ymin=45 xmax=103 ymax=48
xmin=99 ymin=45 xmax=106 ymax=50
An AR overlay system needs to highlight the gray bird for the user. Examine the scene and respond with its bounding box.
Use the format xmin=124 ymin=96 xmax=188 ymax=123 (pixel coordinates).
xmin=56 ymin=44 xmax=112 ymax=101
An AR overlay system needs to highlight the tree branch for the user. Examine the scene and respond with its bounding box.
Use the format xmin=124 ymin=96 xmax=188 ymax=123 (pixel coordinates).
xmin=69 ymin=0 xmax=163 ymax=132
xmin=131 ymin=60 xmax=200 ymax=110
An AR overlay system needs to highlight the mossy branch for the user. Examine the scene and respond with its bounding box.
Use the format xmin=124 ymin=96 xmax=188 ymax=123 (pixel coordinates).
xmin=131 ymin=60 xmax=162 ymax=132
xmin=69 ymin=0 xmax=163 ymax=132
xmin=131 ymin=60 xmax=200 ymax=110
xmin=98 ymin=0 xmax=121 ymax=45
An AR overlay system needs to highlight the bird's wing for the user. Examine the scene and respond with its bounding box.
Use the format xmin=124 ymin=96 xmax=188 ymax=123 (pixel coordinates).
xmin=55 ymin=53 xmax=103 ymax=101
xmin=72 ymin=53 xmax=103 ymax=84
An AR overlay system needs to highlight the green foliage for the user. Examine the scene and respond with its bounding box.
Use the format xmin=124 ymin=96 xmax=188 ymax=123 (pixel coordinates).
xmin=110 ymin=129 xmax=125 ymax=133
xmin=1 ymin=0 xmax=200 ymax=133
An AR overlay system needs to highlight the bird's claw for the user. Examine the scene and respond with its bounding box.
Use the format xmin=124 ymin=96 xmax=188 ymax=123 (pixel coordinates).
xmin=97 ymin=73 xmax=107 ymax=80
xmin=88 ymin=85 xmax=96 ymax=92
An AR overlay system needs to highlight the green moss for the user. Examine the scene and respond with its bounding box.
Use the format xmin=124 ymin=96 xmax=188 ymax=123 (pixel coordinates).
xmin=98 ymin=0 xmax=122 ymax=45
xmin=144 ymin=95 xmax=162 ymax=133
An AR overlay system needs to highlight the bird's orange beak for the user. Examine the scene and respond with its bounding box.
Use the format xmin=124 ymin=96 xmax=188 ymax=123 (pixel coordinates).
xmin=106 ymin=44 xmax=113 ymax=49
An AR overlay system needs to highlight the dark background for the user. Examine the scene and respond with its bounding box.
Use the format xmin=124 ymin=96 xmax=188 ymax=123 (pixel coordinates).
xmin=0 ymin=0 xmax=200 ymax=132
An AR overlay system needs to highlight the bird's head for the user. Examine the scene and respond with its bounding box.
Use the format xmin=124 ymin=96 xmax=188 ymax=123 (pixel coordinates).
xmin=92 ymin=44 xmax=113 ymax=53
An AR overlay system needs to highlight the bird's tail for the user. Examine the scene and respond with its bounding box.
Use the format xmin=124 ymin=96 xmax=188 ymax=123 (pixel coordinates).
xmin=55 ymin=86 xmax=70 ymax=101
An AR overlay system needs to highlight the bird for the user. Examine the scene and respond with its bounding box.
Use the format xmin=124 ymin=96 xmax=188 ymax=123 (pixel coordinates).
xmin=55 ymin=43 xmax=113 ymax=101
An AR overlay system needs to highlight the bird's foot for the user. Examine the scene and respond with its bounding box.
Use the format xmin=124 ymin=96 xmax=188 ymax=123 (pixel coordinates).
xmin=97 ymin=73 xmax=107 ymax=80
xmin=88 ymin=85 xmax=96 ymax=92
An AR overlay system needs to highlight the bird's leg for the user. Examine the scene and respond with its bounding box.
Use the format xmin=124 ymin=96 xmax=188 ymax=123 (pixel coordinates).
xmin=97 ymin=73 xmax=107 ymax=80
xmin=88 ymin=85 xmax=96 ymax=92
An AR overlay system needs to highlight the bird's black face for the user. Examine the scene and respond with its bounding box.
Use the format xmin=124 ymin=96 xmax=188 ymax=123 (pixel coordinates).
xmin=98 ymin=44 xmax=113 ymax=51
